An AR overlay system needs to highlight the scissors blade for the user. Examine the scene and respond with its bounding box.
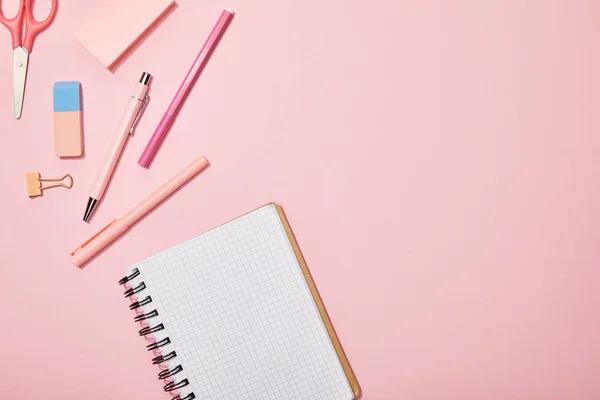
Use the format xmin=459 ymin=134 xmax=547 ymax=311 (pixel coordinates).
xmin=13 ymin=47 xmax=29 ymax=119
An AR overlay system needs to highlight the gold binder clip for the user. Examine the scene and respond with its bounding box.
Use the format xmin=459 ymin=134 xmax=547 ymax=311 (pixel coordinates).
xmin=25 ymin=173 xmax=73 ymax=197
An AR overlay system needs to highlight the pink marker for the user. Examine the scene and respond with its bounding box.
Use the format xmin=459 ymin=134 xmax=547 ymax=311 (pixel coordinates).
xmin=84 ymin=73 xmax=152 ymax=222
xmin=71 ymin=156 xmax=210 ymax=267
xmin=138 ymin=9 xmax=234 ymax=168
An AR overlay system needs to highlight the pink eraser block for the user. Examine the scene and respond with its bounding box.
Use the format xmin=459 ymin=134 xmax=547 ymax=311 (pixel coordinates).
xmin=54 ymin=82 xmax=83 ymax=158
xmin=75 ymin=0 xmax=175 ymax=69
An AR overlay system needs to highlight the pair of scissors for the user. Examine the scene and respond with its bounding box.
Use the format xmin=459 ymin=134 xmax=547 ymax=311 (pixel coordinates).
xmin=0 ymin=0 xmax=57 ymax=119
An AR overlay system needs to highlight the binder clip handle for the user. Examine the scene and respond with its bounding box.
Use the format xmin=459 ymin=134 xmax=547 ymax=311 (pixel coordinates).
xmin=26 ymin=173 xmax=74 ymax=197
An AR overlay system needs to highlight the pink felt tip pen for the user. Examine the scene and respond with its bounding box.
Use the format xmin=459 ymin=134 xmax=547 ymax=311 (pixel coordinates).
xmin=138 ymin=9 xmax=234 ymax=168
xmin=71 ymin=156 xmax=210 ymax=267
xmin=84 ymin=72 xmax=152 ymax=222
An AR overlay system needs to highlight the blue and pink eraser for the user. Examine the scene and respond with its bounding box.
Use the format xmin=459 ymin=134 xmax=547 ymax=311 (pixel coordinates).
xmin=53 ymin=82 xmax=83 ymax=157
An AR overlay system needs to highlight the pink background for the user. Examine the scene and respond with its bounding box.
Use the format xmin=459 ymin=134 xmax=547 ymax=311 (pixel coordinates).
xmin=1 ymin=0 xmax=599 ymax=398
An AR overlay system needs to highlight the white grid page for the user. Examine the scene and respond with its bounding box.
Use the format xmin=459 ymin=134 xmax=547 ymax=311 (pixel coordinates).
xmin=126 ymin=205 xmax=354 ymax=400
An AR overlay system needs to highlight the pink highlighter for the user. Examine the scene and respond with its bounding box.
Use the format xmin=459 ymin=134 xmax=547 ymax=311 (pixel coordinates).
xmin=138 ymin=9 xmax=234 ymax=168
xmin=72 ymin=156 xmax=210 ymax=267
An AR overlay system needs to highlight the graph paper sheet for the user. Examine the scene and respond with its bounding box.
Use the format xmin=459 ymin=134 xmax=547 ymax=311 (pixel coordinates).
xmin=126 ymin=204 xmax=358 ymax=400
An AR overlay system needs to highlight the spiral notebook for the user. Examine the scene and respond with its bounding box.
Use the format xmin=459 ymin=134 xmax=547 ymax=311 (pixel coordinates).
xmin=119 ymin=203 xmax=360 ymax=400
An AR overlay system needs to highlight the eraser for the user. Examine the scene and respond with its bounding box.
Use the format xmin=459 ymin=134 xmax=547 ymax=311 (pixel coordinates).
xmin=75 ymin=0 xmax=175 ymax=69
xmin=54 ymin=82 xmax=83 ymax=158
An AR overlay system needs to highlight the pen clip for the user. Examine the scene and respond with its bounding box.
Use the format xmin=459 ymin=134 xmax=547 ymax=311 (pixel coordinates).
xmin=130 ymin=94 xmax=150 ymax=135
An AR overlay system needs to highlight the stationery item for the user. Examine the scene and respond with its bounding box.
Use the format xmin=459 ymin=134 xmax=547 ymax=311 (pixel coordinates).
xmin=138 ymin=9 xmax=234 ymax=168
xmin=0 ymin=0 xmax=57 ymax=118
xmin=83 ymin=73 xmax=152 ymax=222
xmin=118 ymin=204 xmax=361 ymax=400
xmin=71 ymin=156 xmax=209 ymax=267
xmin=54 ymin=82 xmax=84 ymax=158
xmin=75 ymin=0 xmax=175 ymax=69
xmin=25 ymin=173 xmax=73 ymax=197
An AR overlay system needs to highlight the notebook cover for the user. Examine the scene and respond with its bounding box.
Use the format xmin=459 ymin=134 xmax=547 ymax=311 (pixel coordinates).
xmin=75 ymin=0 xmax=175 ymax=69
xmin=272 ymin=203 xmax=361 ymax=399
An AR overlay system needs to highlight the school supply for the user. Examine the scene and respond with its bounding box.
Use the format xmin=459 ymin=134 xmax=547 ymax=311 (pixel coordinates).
xmin=75 ymin=0 xmax=176 ymax=69
xmin=71 ymin=156 xmax=209 ymax=267
xmin=118 ymin=204 xmax=361 ymax=400
xmin=25 ymin=173 xmax=73 ymax=197
xmin=0 ymin=0 xmax=57 ymax=118
xmin=54 ymin=82 xmax=84 ymax=158
xmin=138 ymin=9 xmax=234 ymax=168
xmin=83 ymin=73 xmax=152 ymax=222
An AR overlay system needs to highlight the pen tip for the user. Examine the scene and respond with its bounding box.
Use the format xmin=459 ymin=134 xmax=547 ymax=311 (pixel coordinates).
xmin=83 ymin=198 xmax=98 ymax=222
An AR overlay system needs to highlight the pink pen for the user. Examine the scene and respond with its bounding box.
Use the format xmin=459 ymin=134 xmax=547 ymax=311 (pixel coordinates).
xmin=71 ymin=156 xmax=210 ymax=267
xmin=138 ymin=8 xmax=234 ymax=168
xmin=84 ymin=72 xmax=152 ymax=222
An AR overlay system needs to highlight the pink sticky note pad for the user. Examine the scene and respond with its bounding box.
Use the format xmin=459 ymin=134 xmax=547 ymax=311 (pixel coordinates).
xmin=75 ymin=0 xmax=175 ymax=69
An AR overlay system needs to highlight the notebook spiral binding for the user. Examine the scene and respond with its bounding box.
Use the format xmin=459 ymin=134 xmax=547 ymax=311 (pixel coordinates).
xmin=119 ymin=268 xmax=196 ymax=400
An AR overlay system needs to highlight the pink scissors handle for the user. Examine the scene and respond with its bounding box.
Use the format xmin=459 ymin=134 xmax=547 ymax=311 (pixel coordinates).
xmin=23 ymin=0 xmax=57 ymax=52
xmin=0 ymin=0 xmax=25 ymax=49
